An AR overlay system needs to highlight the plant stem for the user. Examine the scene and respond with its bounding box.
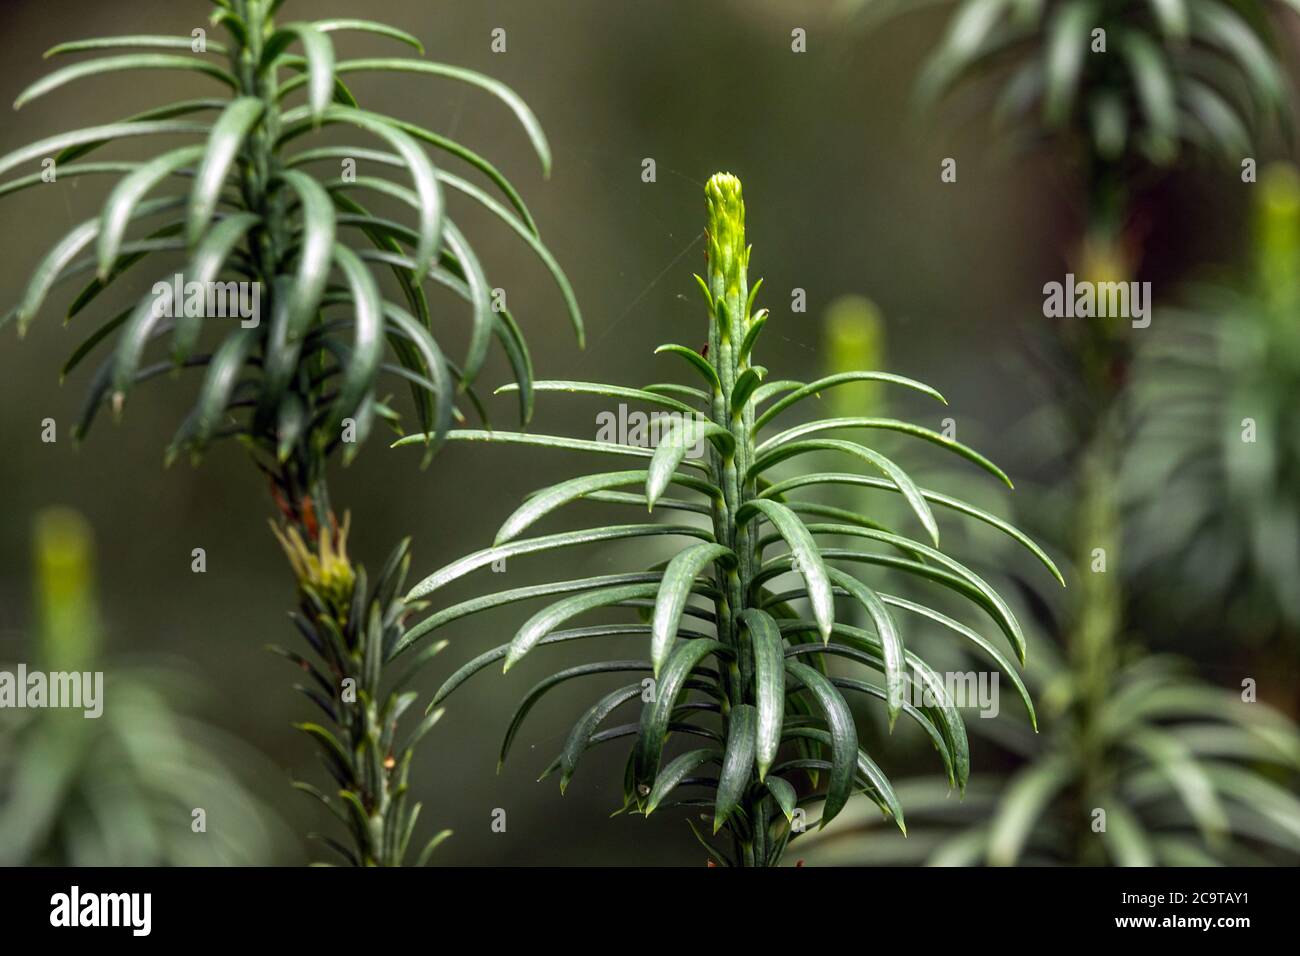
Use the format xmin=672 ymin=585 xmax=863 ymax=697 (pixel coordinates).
xmin=219 ymin=2 xmax=432 ymax=866
xmin=271 ymin=487 xmax=433 ymax=866
xmin=1066 ymin=193 xmax=1131 ymax=862
xmin=704 ymin=176 xmax=780 ymax=866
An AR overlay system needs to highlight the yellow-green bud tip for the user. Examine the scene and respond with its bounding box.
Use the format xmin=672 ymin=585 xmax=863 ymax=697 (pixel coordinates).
xmin=705 ymin=171 xmax=744 ymax=217
xmin=705 ymin=172 xmax=746 ymax=293
xmin=705 ymin=173 xmax=745 ymax=238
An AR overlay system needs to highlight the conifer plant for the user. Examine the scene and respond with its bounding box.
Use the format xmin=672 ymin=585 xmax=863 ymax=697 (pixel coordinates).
xmin=0 ymin=0 xmax=581 ymax=864
xmin=395 ymin=173 xmax=1060 ymax=866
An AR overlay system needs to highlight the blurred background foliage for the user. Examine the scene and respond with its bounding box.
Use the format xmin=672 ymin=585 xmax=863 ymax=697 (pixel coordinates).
xmin=801 ymin=284 xmax=1300 ymax=866
xmin=801 ymin=0 xmax=1300 ymax=866
xmin=0 ymin=507 xmax=295 ymax=864
xmin=1 ymin=0 xmax=1298 ymax=864
xmin=1126 ymin=164 xmax=1300 ymax=656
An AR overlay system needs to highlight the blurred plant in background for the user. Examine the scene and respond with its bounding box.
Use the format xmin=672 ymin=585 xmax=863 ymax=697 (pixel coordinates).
xmin=801 ymin=2 xmax=1300 ymax=866
xmin=0 ymin=508 xmax=295 ymax=865
xmin=811 ymin=297 xmax=1044 ymax=744
xmin=801 ymin=596 xmax=1300 ymax=865
xmin=809 ymin=294 xmax=1300 ymax=865
xmin=1125 ymin=163 xmax=1300 ymax=661
xmin=804 ymin=284 xmax=1300 ymax=867
xmin=824 ymin=296 xmax=887 ymax=420
xmin=819 ymin=296 xmax=1024 ymax=576
xmin=0 ymin=0 xmax=580 ymax=864
xmin=850 ymin=0 xmax=1297 ymax=381
xmin=848 ymin=0 xmax=1295 ymax=184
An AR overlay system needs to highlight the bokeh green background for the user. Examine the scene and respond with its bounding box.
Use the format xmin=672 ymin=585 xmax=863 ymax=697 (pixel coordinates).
xmin=0 ymin=0 xmax=1288 ymax=864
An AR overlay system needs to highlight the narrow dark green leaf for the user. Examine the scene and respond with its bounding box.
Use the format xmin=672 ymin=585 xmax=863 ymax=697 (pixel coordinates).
xmin=428 ymin=625 xmax=677 ymax=711
xmin=312 ymin=19 xmax=424 ymax=53
xmin=498 ymin=380 xmax=696 ymax=416
xmin=739 ymin=608 xmax=785 ymax=779
xmin=882 ymin=592 xmax=1036 ymax=729
xmin=406 ymin=523 xmax=711 ymax=600
xmin=422 ymin=171 xmax=582 ymax=343
xmin=295 ymin=58 xmax=550 ymax=174
xmin=818 ymin=676 xmax=955 ymax=787
xmin=268 ymin=23 xmax=335 ymax=120
xmin=286 ymin=106 xmax=443 ymax=277
xmin=1044 ymin=1 xmax=1094 ymax=124
xmin=758 ymin=417 xmax=1011 ymax=487
xmin=784 ymin=629 xmax=969 ymax=790
xmin=382 ymin=301 xmax=453 ymax=451
xmin=647 ymin=417 xmax=734 ymax=508
xmin=110 ymin=277 xmax=180 ymax=400
xmin=1119 ymin=30 xmax=1177 ymax=156
xmin=1188 ymin=2 xmax=1285 ymax=112
xmin=754 ymin=371 xmax=946 ymax=430
xmin=737 ymin=500 xmax=834 ymax=641
xmin=0 ymin=121 xmax=209 ymax=181
xmin=559 ymin=685 xmax=644 ymax=792
xmin=496 ymin=470 xmax=717 ymax=545
xmin=439 ymin=220 xmax=492 ymax=382
xmin=752 ymin=438 xmax=939 ymax=546
xmin=394 ymin=428 xmax=705 ymax=472
xmin=714 ymin=704 xmax=757 ymax=833
xmin=187 ymin=97 xmax=265 ymax=245
xmin=654 ymin=343 xmax=721 ymax=391
xmin=60 ymin=304 xmax=131 ymax=380
xmin=329 ymin=243 xmax=383 ymax=448
xmin=172 ymin=212 xmax=260 ymax=362
xmin=765 ymin=775 xmax=797 ymax=822
xmin=276 ymin=170 xmax=335 ymax=338
xmin=397 ymin=706 xmax=444 ymax=759
xmin=652 ymin=543 xmax=736 ymax=674
xmin=643 ymin=382 xmax=709 ymax=404
xmin=785 ymin=661 xmax=857 ymax=826
xmin=186 ymin=326 xmax=257 ymax=448
xmin=823 ymin=567 xmax=905 ymax=728
xmin=505 ymin=583 xmax=663 ymax=671
xmin=801 ymin=523 xmax=1026 ymax=663
xmin=646 ymin=748 xmax=721 ymax=815
xmin=414 ymin=829 xmax=453 ymax=866
xmin=45 ymin=35 xmax=230 ymax=56
xmin=13 ymin=196 xmax=186 ymax=334
xmin=14 ymin=54 xmax=236 ymax=109
xmin=501 ymin=661 xmax=653 ymax=770
xmin=761 ymin=471 xmax=1064 ymax=586
xmin=738 ymin=308 xmax=768 ymax=363
xmin=636 ymin=639 xmax=729 ymax=784
xmin=401 ymin=573 xmax=664 ymax=658
xmin=97 ymin=145 xmax=204 ymax=277
xmin=0 ymin=161 xmax=143 ymax=200
xmin=730 ymin=367 xmax=764 ymax=417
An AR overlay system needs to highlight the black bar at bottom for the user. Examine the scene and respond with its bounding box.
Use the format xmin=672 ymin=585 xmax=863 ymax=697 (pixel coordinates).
xmin=0 ymin=865 xmax=1283 ymax=941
